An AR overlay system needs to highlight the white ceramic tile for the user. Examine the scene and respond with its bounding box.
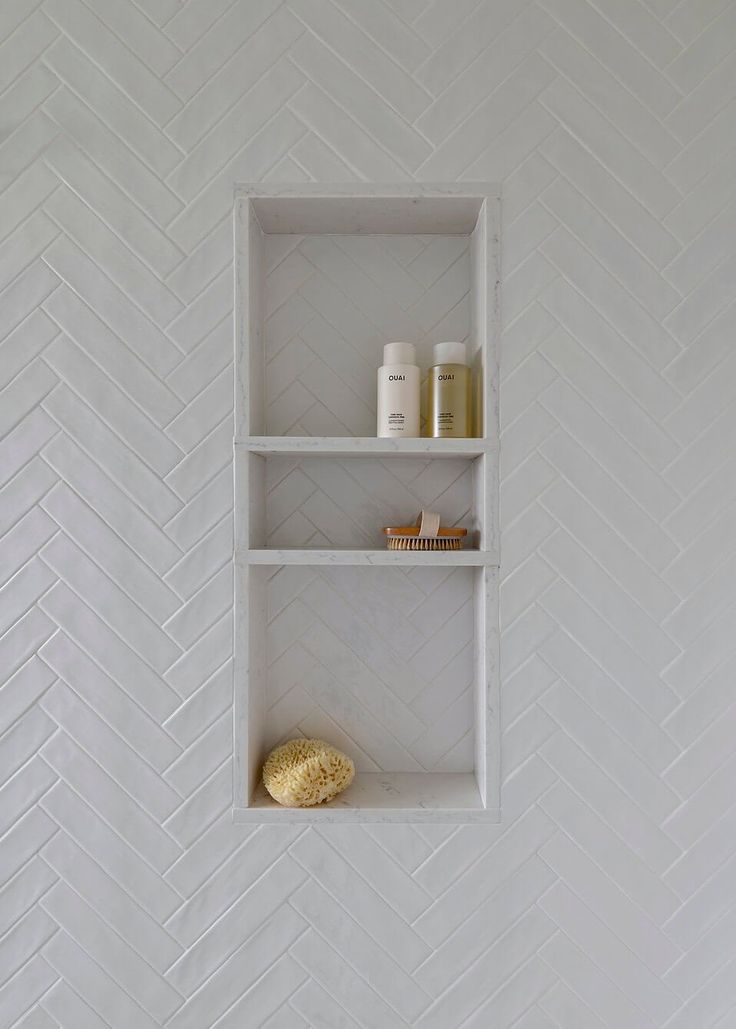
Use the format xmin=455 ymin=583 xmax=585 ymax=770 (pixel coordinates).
xmin=4 ymin=3 xmax=736 ymax=1024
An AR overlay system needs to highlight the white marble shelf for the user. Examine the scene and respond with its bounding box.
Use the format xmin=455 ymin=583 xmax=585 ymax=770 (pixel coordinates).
xmin=240 ymin=435 xmax=489 ymax=458
xmin=232 ymin=773 xmax=498 ymax=824
xmin=243 ymin=547 xmax=498 ymax=566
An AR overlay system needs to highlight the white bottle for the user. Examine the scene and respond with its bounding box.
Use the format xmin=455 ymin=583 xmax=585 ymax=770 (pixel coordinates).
xmin=377 ymin=342 xmax=420 ymax=438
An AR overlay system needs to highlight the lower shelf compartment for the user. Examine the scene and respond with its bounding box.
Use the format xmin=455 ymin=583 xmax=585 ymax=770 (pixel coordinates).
xmin=232 ymin=773 xmax=500 ymax=823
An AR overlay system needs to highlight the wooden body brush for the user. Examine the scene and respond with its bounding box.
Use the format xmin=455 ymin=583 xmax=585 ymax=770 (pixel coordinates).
xmin=383 ymin=510 xmax=467 ymax=551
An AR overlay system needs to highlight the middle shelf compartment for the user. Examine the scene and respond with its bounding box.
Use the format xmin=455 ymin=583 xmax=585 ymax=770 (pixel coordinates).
xmin=237 ymin=448 xmax=493 ymax=555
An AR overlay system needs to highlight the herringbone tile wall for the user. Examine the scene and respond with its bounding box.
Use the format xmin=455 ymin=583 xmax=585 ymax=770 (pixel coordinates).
xmin=2 ymin=0 xmax=736 ymax=1025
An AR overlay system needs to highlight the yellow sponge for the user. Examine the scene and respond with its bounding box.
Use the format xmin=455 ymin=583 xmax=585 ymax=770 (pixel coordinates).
xmin=262 ymin=738 xmax=355 ymax=807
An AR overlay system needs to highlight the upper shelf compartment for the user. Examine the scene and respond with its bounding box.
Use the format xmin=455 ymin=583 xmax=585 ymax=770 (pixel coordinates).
xmin=234 ymin=184 xmax=500 ymax=441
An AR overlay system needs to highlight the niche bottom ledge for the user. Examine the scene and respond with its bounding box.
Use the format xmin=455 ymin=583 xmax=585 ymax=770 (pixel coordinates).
xmin=232 ymin=772 xmax=500 ymax=824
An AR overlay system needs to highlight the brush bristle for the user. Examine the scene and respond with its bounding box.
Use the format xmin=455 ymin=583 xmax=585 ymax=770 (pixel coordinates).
xmin=386 ymin=537 xmax=463 ymax=551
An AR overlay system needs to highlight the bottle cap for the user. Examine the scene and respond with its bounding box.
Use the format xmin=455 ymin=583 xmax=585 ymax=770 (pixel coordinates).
xmin=433 ymin=341 xmax=466 ymax=366
xmin=383 ymin=341 xmax=416 ymax=366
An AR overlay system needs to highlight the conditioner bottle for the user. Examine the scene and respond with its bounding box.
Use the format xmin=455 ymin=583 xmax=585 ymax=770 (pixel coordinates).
xmin=377 ymin=342 xmax=420 ymax=437
xmin=428 ymin=341 xmax=471 ymax=437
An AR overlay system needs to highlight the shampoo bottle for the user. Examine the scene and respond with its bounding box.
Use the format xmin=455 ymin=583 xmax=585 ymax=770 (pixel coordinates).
xmin=428 ymin=341 xmax=471 ymax=437
xmin=377 ymin=342 xmax=420 ymax=437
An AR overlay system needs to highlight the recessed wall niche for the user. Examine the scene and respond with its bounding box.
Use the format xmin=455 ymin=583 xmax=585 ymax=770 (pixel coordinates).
xmin=233 ymin=184 xmax=500 ymax=822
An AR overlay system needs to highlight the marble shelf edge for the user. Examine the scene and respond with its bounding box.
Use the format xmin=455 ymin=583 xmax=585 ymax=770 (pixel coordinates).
xmin=238 ymin=436 xmax=490 ymax=458
xmin=239 ymin=548 xmax=499 ymax=566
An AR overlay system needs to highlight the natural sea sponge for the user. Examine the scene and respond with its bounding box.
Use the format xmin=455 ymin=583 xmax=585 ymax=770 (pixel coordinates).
xmin=263 ymin=738 xmax=355 ymax=807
